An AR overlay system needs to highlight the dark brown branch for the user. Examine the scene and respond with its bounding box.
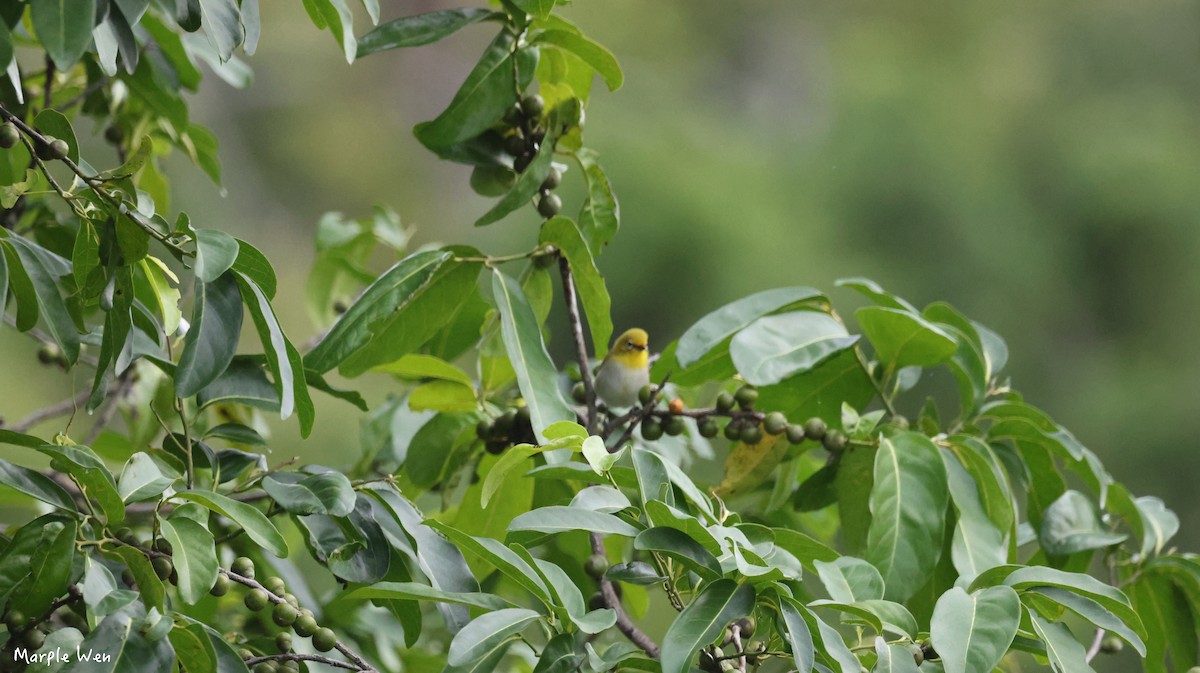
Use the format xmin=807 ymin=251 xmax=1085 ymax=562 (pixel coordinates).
xmin=245 ymin=653 xmax=361 ymax=671
xmin=558 ymin=257 xmax=598 ymax=433
xmin=606 ymin=372 xmax=671 ymax=449
xmin=7 ymin=390 xmax=89 ymax=433
xmin=590 ymin=532 xmax=660 ymax=658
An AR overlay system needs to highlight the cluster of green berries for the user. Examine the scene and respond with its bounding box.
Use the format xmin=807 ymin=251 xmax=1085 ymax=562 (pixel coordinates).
xmin=0 ymin=122 xmax=68 ymax=160
xmin=476 ymin=404 xmax=536 ymax=455
xmin=469 ymin=93 xmax=563 ymax=219
xmin=3 ymin=609 xmax=46 ymax=650
xmin=227 ymin=556 xmax=339 ymax=672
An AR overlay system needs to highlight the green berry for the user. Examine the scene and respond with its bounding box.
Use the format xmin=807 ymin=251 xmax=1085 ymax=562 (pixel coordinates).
xmin=741 ymin=424 xmax=763 ymax=444
xmin=275 ymin=632 xmax=293 ymax=652
xmin=503 ymin=103 xmax=524 ymax=126
xmin=637 ymin=385 xmax=656 ymax=406
xmin=565 ymin=361 xmax=582 ymax=382
xmin=664 ymin=415 xmax=686 ymax=436
xmin=723 ymin=420 xmax=742 ymax=441
xmin=22 ymin=628 xmax=45 ymax=649
xmin=232 ymin=556 xmax=255 ymax=578
xmin=803 ymin=417 xmax=827 ymax=441
xmin=121 ymin=569 xmax=136 ymax=588
xmin=152 ymin=557 xmax=173 ymax=580
xmin=521 ymin=94 xmax=545 ymax=118
xmin=785 ymin=424 xmax=806 ymax=444
xmin=272 ymin=602 xmax=299 ymax=627
xmin=0 ymin=123 xmax=18 ymax=149
xmin=734 ymin=616 xmax=756 ymax=637
xmin=34 ymin=135 xmax=56 ymax=160
xmin=210 ymin=574 xmax=230 ymax=596
xmin=244 ymin=588 xmax=269 ymax=612
xmin=513 ymin=152 xmax=533 ymax=173
xmin=47 ymin=138 xmax=69 ymax=160
xmin=280 ymin=662 xmax=300 ymax=673
xmin=763 ymin=412 xmax=788 ymax=435
xmin=252 ymin=663 xmax=274 ymax=673
xmin=284 ymin=593 xmax=300 ymax=608
xmin=1100 ymin=636 xmax=1124 ymax=654
xmin=698 ymin=417 xmax=719 ymax=438
xmin=104 ymin=124 xmax=124 ymax=145
xmin=237 ymin=648 xmax=254 ymax=661
xmin=571 ymin=382 xmax=587 ymax=403
xmin=5 ymin=610 xmax=26 ymax=630
xmin=503 ymin=133 xmax=527 ymax=156
xmin=541 ymin=167 xmax=562 ymax=191
xmin=891 ymin=414 xmax=910 ymax=430
xmin=294 ymin=610 xmax=318 ymax=637
xmin=640 ymin=417 xmax=663 ymax=441
xmin=262 ymin=576 xmax=286 ymax=594
xmin=485 ymin=440 xmax=507 ymax=455
xmin=822 ymin=430 xmax=847 ymax=452
xmin=588 ymin=592 xmax=605 ymax=611
xmin=494 ymin=410 xmax=516 ymax=435
xmin=734 ymin=385 xmax=758 ymax=409
xmin=585 ymin=554 xmax=609 ymax=579
xmin=537 ymin=192 xmax=561 ymax=218
xmin=153 ymin=538 xmax=173 ymax=555
xmin=114 ymin=527 xmax=137 ymax=544
xmin=715 ymin=392 xmax=735 ymax=412
xmin=313 ymin=627 xmax=338 ymax=652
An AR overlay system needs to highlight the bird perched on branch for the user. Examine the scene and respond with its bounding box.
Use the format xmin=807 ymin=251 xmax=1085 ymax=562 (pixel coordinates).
xmin=594 ymin=328 xmax=651 ymax=408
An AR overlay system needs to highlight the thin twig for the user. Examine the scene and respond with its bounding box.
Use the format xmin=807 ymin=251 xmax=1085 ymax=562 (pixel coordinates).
xmin=2 ymin=316 xmax=101 ymax=368
xmin=245 ymin=653 xmax=361 ymax=671
xmin=559 ymin=257 xmax=598 ymax=433
xmin=1084 ymin=627 xmax=1106 ymax=663
xmin=606 ymin=373 xmax=672 ymax=449
xmin=7 ymin=390 xmax=89 ymax=433
xmin=590 ymin=532 xmax=660 ymax=658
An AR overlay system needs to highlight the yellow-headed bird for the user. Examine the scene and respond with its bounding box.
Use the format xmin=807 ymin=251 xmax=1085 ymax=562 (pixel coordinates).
xmin=594 ymin=328 xmax=650 ymax=408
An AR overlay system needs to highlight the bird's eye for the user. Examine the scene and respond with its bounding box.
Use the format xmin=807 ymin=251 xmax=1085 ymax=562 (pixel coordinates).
xmin=625 ymin=340 xmax=632 ymax=348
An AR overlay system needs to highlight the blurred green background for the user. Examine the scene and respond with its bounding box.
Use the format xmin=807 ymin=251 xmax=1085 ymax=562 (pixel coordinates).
xmin=5 ymin=0 xmax=1199 ymax=562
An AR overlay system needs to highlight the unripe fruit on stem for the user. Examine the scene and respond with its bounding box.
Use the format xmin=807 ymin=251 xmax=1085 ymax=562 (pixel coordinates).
xmin=313 ymin=627 xmax=338 ymax=652
xmin=763 ymin=412 xmax=788 ymax=435
xmin=503 ymin=134 xmax=526 ymax=156
xmin=734 ymin=385 xmax=757 ymax=409
xmin=503 ymin=103 xmax=524 ymax=126
xmin=803 ymin=418 xmax=827 ymax=441
xmin=36 ymin=344 xmax=62 ymax=366
xmin=521 ymin=94 xmax=545 ymax=118
xmin=5 ymin=610 xmax=26 ymax=630
xmin=232 ymin=557 xmax=255 ymax=578
xmin=640 ymin=417 xmax=663 ymax=441
xmin=785 ymin=424 xmax=806 ymax=445
xmin=154 ymin=538 xmax=173 ymax=554
xmin=1100 ymin=636 xmax=1124 ymax=654
xmin=252 ymin=664 xmax=273 ymax=673
xmin=273 ymin=602 xmax=299 ymax=627
xmin=104 ymin=125 xmax=124 ymax=145
xmin=34 ymin=135 xmax=56 ymax=160
xmin=237 ymin=648 xmax=254 ymax=661
xmin=541 ymin=167 xmax=561 ymax=191
xmin=665 ymin=415 xmax=686 ymax=436
xmin=715 ymin=392 xmax=735 ymax=412
xmin=22 ymin=628 xmax=45 ymax=649
xmin=571 ymin=382 xmax=587 ymax=403
xmin=584 ymin=554 xmax=609 ymax=579
xmin=698 ymin=417 xmax=719 ymax=438
xmin=637 ymin=384 xmax=655 ymax=406
xmin=513 ymin=153 xmax=533 ymax=173
xmin=210 ymin=574 xmax=230 ymax=596
xmin=0 ymin=123 xmax=18 ymax=149
xmin=723 ymin=420 xmax=742 ymax=441
xmin=734 ymin=616 xmax=756 ymax=637
xmin=294 ymin=611 xmax=318 ymax=637
xmin=537 ymin=192 xmax=561 ymax=218
xmin=244 ymin=589 xmax=269 ymax=611
xmin=275 ymin=632 xmax=293 ymax=652
xmin=485 ymin=440 xmax=507 ymax=455
xmin=114 ymin=527 xmax=136 ymax=544
xmin=891 ymin=414 xmax=910 ymax=430
xmin=263 ymin=576 xmax=285 ymax=594
xmin=823 ymin=430 xmax=847 ymax=452
xmin=47 ymin=138 xmax=69 ymax=160
xmin=152 ymin=557 xmax=173 ymax=580
xmin=284 ymin=593 xmax=300 ymax=609
xmin=741 ymin=425 xmax=763 ymax=444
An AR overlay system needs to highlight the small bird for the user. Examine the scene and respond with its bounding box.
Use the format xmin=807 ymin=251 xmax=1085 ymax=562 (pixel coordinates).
xmin=594 ymin=328 xmax=651 ymax=408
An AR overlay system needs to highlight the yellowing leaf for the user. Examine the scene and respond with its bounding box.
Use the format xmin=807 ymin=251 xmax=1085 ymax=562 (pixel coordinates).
xmin=715 ymin=425 xmax=787 ymax=497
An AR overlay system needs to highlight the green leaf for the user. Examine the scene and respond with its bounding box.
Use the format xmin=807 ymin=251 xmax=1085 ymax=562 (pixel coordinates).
xmin=39 ymin=444 xmax=124 ymax=525
xmin=373 ymin=353 xmax=472 ymax=385
xmin=6 ymin=237 xmax=80 ymax=364
xmin=836 ymin=277 xmax=918 ymax=312
xmin=0 ymin=429 xmax=45 ymax=449
xmin=570 ymin=485 xmax=631 ymax=513
xmin=168 ymin=623 xmax=216 ymax=673
xmin=677 ymin=287 xmax=825 ymax=367
xmin=31 ymin=0 xmax=97 ymax=69
xmin=634 ymin=527 xmax=721 ymax=580
xmin=491 ymin=269 xmax=573 ymax=442
xmin=1039 ymin=490 xmax=1126 ymax=556
xmin=533 ymin=29 xmax=622 ymax=90
xmin=158 ymin=515 xmax=218 ymax=604
xmin=175 ymin=272 xmax=244 ymax=397
xmin=508 ymin=506 xmax=638 ymax=537
xmin=33 ymin=109 xmax=80 ymax=164
xmin=60 ymin=603 xmax=175 ymax=673
xmin=582 ymin=435 xmax=621 ymax=474
xmin=1134 ymin=496 xmax=1179 ymax=557
xmin=139 ymin=258 xmax=182 ymax=335
xmin=574 ymin=148 xmax=619 ymax=253
xmin=263 ymin=471 xmax=355 ymax=516
xmin=1030 ymin=586 xmax=1146 ymax=656
xmin=778 ymin=598 xmax=816 ymax=673
xmin=0 ymin=456 xmax=77 ymax=510
xmin=236 ymin=272 xmax=316 ymax=435
xmin=118 ymin=453 xmax=174 ymax=503
xmin=816 ymin=557 xmax=885 ymax=603
xmin=447 ymin=608 xmax=541 ymax=666
xmin=772 ymin=528 xmax=840 ymax=572
xmin=940 ymin=448 xmax=1007 ymax=584
xmin=540 ymin=216 xmax=613 ymax=356
xmin=306 ymin=250 xmax=450 ymax=373
xmin=1126 ymin=572 xmax=1195 ymax=672
xmin=408 ymin=380 xmax=476 ymax=412
xmin=512 ymin=0 xmax=554 ymax=20
xmin=344 ymin=581 xmax=512 ymax=611
xmin=930 ymin=586 xmax=1020 ymax=673
xmin=232 ymin=238 xmax=276 ymax=299
xmin=857 ymin=306 xmax=957 ymax=368
xmin=474 ymin=126 xmax=555 ymax=226
xmin=198 ymin=0 xmax=244 ymax=61
xmin=175 ymin=489 xmax=288 ymax=557
xmin=660 ymin=579 xmax=755 ymax=673
xmin=1029 ymin=614 xmax=1095 ymax=673
xmin=303 ymin=0 xmax=355 ymax=63
xmin=758 ymin=348 xmax=876 ymax=434
xmin=971 ymin=565 xmax=1145 ymax=640
xmin=193 ymin=228 xmax=239 ymax=282
xmin=4 ymin=517 xmax=76 ymax=618
xmin=865 ymin=432 xmax=949 ymax=602
xmin=0 ymin=241 xmax=36 ymax=331
xmin=108 ymin=545 xmax=165 ymax=610
xmin=415 ymin=30 xmax=536 ymax=149
xmin=424 ymin=521 xmax=551 ymax=607
xmin=482 ymin=442 xmax=565 ymax=509
xmin=357 ymin=8 xmax=494 ymax=56
xmin=872 ymin=637 xmax=920 ymax=673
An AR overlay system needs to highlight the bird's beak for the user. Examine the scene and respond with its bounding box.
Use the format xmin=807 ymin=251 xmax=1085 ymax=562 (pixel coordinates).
xmin=631 ymin=343 xmax=647 ymax=351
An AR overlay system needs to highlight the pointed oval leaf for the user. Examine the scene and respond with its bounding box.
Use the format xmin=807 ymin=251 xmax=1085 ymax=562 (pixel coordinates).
xmin=175 ymin=489 xmax=288 ymax=557
xmin=175 ymin=272 xmax=243 ymax=397
xmin=732 ymin=311 xmax=859 ymax=386
xmin=856 ymin=306 xmax=956 ymax=368
xmin=158 ymin=515 xmax=218 ymax=604
xmin=447 ymin=608 xmax=541 ymax=666
xmin=357 ymin=8 xmax=495 ymax=56
xmin=31 ymin=0 xmax=97 ymax=69
xmin=660 ymin=579 xmax=755 ymax=673
xmin=931 ymin=586 xmax=1020 ymax=673
xmin=678 ymin=287 xmax=825 ymax=367
xmin=508 ymin=506 xmax=638 ymax=537
xmin=634 ymin=527 xmax=721 ymax=580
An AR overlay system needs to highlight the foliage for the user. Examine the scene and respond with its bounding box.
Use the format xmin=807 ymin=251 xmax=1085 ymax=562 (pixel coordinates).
xmin=0 ymin=3 xmax=1194 ymax=673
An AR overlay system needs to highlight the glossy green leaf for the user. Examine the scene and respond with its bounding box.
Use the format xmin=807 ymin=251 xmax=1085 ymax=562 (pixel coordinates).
xmin=447 ymin=608 xmax=541 ymax=666
xmin=60 ymin=603 xmax=175 ymax=673
xmin=373 ymin=353 xmax=472 ymax=385
xmin=816 ymin=556 xmax=885 ymax=603
xmin=263 ymin=471 xmax=355 ymax=516
xmin=1039 ymin=490 xmax=1126 ymax=556
xmin=940 ymin=448 xmax=1006 ymax=584
xmin=533 ymin=29 xmax=622 ymax=90
xmin=778 ymin=598 xmax=816 ymax=673
xmin=865 ymin=432 xmax=949 ymax=602
xmin=857 ymin=306 xmax=956 ymax=368
xmin=158 ymin=515 xmax=218 ymax=604
xmin=424 ymin=521 xmax=550 ymax=606
xmin=930 ymin=586 xmax=1020 ymax=673
xmin=0 ymin=456 xmax=77 ymax=510
xmin=872 ymin=637 xmax=920 ymax=673
xmin=193 ymin=228 xmax=239 ymax=282
xmin=570 ymin=485 xmax=631 ymax=513
xmin=408 ymin=380 xmax=476 ymax=412
xmin=344 ymin=581 xmax=512 ymax=611
xmin=357 ymin=8 xmax=494 ymax=56
xmin=508 ymin=506 xmax=638 ymax=537
xmin=1134 ymin=496 xmax=1179 ymax=557
xmin=758 ymin=348 xmax=876 ymax=433
xmin=772 ymin=528 xmax=840 ymax=571
xmin=33 ymin=109 xmax=80 ymax=164
xmin=306 ymin=250 xmax=450 ymax=373
xmin=540 ymin=216 xmax=613 ymax=356
xmin=634 ymin=527 xmax=722 ymax=580
xmin=1030 ymin=586 xmax=1146 ymax=656
xmin=1127 ymin=572 xmax=1195 ymax=672
xmin=236 ymin=272 xmax=315 ymax=435
xmin=175 ymin=489 xmax=288 ymax=557
xmin=5 ymin=517 xmax=76 ymax=618
xmin=303 ymin=0 xmax=354 ymax=62
xmin=475 ymin=126 xmax=555 ymax=226
xmin=1029 ymin=614 xmax=1095 ymax=673
xmin=175 ymin=272 xmax=243 ymax=397
xmin=108 ymin=545 xmax=165 ymax=610
xmin=971 ymin=565 xmax=1144 ymax=639
xmin=139 ymin=258 xmax=182 ymax=335
xmin=39 ymin=444 xmax=124 ymax=525
xmin=118 ymin=453 xmax=174 ymax=503
xmin=198 ymin=0 xmax=244 ymax=61
xmin=415 ymin=30 xmax=536 ymax=149
xmin=7 ymin=237 xmax=80 ymax=364
xmin=574 ymin=148 xmax=619 ymax=253
xmin=482 ymin=441 xmax=568 ymax=509
xmin=512 ymin=0 xmax=554 ymax=19
xmin=836 ymin=277 xmax=918 ymax=312
xmin=231 ymin=238 xmax=276 ymax=299
xmin=660 ymin=579 xmax=755 ymax=673
xmin=491 ymin=269 xmax=573 ymax=442
xmin=677 ymin=287 xmax=824 ymax=367
xmin=31 ymin=0 xmax=96 ymax=69
xmin=0 ymin=241 xmax=36 ymax=331
xmin=167 ymin=623 xmax=215 ymax=673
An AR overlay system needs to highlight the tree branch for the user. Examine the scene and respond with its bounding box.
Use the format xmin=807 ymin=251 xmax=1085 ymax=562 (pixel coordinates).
xmin=6 ymin=390 xmax=89 ymax=433
xmin=245 ymin=653 xmax=362 ymax=671
xmin=605 ymin=372 xmax=671 ymax=449
xmin=559 ymin=257 xmax=598 ymax=433
xmin=590 ymin=532 xmax=660 ymax=658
